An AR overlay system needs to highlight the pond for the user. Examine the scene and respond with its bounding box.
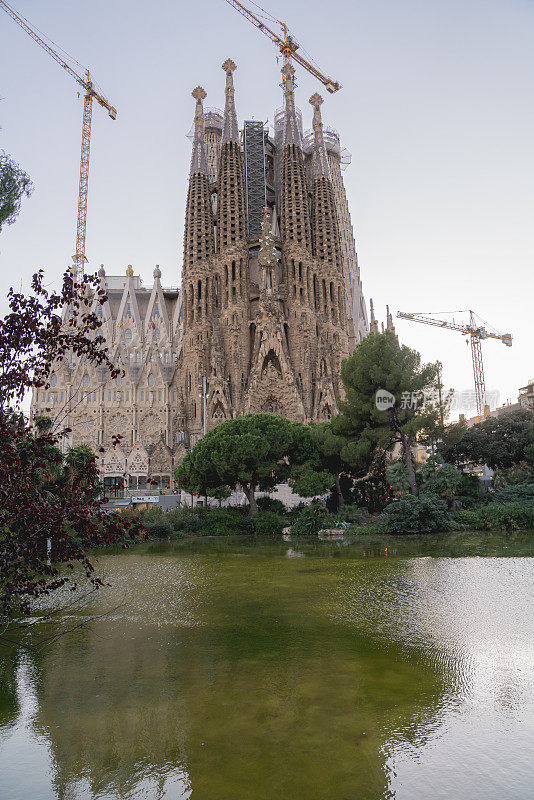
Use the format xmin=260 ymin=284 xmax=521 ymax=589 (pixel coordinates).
xmin=1 ymin=532 xmax=534 ymax=799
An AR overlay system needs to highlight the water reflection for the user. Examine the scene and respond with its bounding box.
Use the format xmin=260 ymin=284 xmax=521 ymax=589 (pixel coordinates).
xmin=0 ymin=537 xmax=533 ymax=799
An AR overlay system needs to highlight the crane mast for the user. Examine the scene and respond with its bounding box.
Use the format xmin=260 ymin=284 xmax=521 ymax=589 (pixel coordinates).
xmin=397 ymin=310 xmax=512 ymax=422
xmin=1 ymin=0 xmax=116 ymax=284
xmin=224 ymin=0 xmax=341 ymax=93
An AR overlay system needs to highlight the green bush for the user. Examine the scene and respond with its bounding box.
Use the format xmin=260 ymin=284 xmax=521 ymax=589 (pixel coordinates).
xmin=256 ymin=496 xmax=287 ymax=515
xmin=291 ymin=503 xmax=331 ymax=536
xmin=454 ymin=509 xmax=480 ymax=528
xmin=381 ymin=495 xmax=454 ymax=534
xmin=336 ymin=504 xmax=373 ymax=524
xmin=166 ymin=506 xmax=204 ymax=534
xmin=145 ymin=519 xmax=173 ymax=538
xmin=455 ymin=501 xmax=534 ymax=531
xmin=251 ymin=510 xmax=287 ymax=536
xmin=492 ymin=483 xmax=534 ymax=503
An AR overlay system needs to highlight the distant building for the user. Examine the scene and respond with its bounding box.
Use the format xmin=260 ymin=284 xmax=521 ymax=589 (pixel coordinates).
xmin=519 ymin=378 xmax=534 ymax=410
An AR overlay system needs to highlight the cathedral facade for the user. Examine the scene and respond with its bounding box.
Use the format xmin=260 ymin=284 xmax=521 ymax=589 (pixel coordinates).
xmin=30 ymin=59 xmax=368 ymax=491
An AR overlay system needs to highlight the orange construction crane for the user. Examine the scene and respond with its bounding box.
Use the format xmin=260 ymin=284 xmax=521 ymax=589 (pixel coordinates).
xmin=1 ymin=0 xmax=116 ymax=284
xmin=224 ymin=0 xmax=341 ymax=93
xmin=397 ymin=310 xmax=512 ymax=422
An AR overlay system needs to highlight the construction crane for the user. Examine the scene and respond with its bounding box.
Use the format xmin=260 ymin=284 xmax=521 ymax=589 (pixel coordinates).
xmin=1 ymin=0 xmax=116 ymax=284
xmin=224 ymin=0 xmax=341 ymax=93
xmin=397 ymin=310 xmax=512 ymax=422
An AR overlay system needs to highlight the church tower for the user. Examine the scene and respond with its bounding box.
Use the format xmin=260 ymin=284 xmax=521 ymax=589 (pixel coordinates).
xmin=181 ymin=86 xmax=216 ymax=442
xmin=308 ymin=92 xmax=350 ymax=414
xmin=214 ymin=59 xmax=250 ymax=418
xmin=278 ymin=62 xmax=317 ymax=418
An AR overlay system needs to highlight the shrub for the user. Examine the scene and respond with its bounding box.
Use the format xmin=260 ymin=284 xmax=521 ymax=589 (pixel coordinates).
xmin=166 ymin=506 xmax=204 ymax=534
xmin=251 ymin=510 xmax=287 ymax=536
xmin=145 ymin=519 xmax=173 ymax=538
xmin=256 ymin=496 xmax=287 ymax=515
xmin=381 ymin=494 xmax=454 ymax=534
xmin=202 ymin=508 xmax=247 ymax=535
xmin=454 ymin=509 xmax=480 ymax=528
xmin=336 ymin=504 xmax=373 ymax=524
xmin=291 ymin=502 xmax=331 ymax=536
xmin=493 ymin=483 xmax=534 ymax=504
xmin=454 ymin=501 xmax=534 ymax=531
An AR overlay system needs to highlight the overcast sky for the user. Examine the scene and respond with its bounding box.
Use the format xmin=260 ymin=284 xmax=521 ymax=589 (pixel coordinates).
xmin=1 ymin=0 xmax=532 ymax=418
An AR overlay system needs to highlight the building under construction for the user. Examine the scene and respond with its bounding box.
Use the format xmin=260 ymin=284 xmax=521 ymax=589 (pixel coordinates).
xmin=31 ymin=59 xmax=370 ymax=491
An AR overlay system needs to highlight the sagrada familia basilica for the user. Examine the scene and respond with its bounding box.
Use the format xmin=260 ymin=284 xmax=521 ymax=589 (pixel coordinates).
xmin=31 ymin=59 xmax=384 ymax=492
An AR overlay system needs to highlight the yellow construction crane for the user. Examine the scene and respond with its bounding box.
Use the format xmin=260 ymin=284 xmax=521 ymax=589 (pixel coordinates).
xmin=1 ymin=0 xmax=116 ymax=284
xmin=397 ymin=310 xmax=512 ymax=422
xmin=224 ymin=0 xmax=341 ymax=93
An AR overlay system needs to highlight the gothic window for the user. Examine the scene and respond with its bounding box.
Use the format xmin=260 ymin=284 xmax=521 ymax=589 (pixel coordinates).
xmin=126 ymin=303 xmax=132 ymax=318
xmin=116 ymin=374 xmax=122 ymax=387
xmin=148 ymin=375 xmax=155 ymax=387
xmin=50 ymin=374 xmax=57 ymax=388
xmin=153 ymin=304 xmax=160 ymax=318
xmin=83 ymin=374 xmax=90 ymax=388
xmin=125 ymin=328 xmax=133 ymax=343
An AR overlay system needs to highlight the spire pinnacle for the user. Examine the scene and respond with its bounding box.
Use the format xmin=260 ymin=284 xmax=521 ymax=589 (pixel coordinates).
xmin=309 ymin=92 xmax=330 ymax=180
xmin=369 ymin=298 xmax=379 ymax=333
xmin=386 ymin=304 xmax=396 ymax=333
xmin=221 ymin=59 xmax=239 ymax=143
xmin=190 ymin=86 xmax=208 ymax=175
xmin=281 ymin=62 xmax=301 ymax=147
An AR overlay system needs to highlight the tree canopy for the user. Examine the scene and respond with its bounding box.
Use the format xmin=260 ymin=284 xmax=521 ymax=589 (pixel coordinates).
xmin=0 ymin=269 xmax=141 ymax=615
xmin=0 ymin=152 xmax=33 ymax=232
xmin=336 ymin=330 xmax=439 ymax=494
xmin=176 ymin=414 xmax=297 ymax=514
xmin=176 ymin=415 xmax=341 ymax=514
xmin=454 ymin=409 xmax=534 ymax=471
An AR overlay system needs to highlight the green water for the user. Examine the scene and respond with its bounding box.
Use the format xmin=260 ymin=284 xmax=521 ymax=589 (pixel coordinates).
xmin=1 ymin=532 xmax=534 ymax=799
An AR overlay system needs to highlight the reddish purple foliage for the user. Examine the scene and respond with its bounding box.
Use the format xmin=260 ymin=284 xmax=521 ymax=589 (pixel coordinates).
xmin=0 ymin=269 xmax=144 ymax=614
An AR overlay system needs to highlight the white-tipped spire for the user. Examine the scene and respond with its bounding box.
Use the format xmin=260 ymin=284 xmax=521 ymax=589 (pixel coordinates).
xmin=309 ymin=93 xmax=331 ymax=180
xmin=221 ymin=59 xmax=239 ymax=144
xmin=281 ymin=62 xmax=302 ymax=147
xmin=190 ymin=86 xmax=208 ymax=175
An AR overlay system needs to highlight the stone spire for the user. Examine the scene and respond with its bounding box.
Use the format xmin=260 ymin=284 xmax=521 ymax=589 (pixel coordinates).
xmin=217 ymin=58 xmax=247 ymax=251
xmin=279 ymin=63 xmax=311 ymax=250
xmin=309 ymin=93 xmax=331 ymax=180
xmin=386 ymin=304 xmax=396 ymax=333
xmin=183 ymin=87 xmax=214 ymax=273
xmin=369 ymin=298 xmax=379 ymax=333
xmin=190 ymin=86 xmax=208 ymax=175
xmin=309 ymin=93 xmax=343 ymax=273
xmin=281 ymin=63 xmax=302 ymax=147
xmin=221 ymin=59 xmax=239 ymax=144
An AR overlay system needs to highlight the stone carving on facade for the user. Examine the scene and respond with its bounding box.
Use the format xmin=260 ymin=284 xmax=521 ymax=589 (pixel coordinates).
xmin=140 ymin=412 xmax=163 ymax=446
